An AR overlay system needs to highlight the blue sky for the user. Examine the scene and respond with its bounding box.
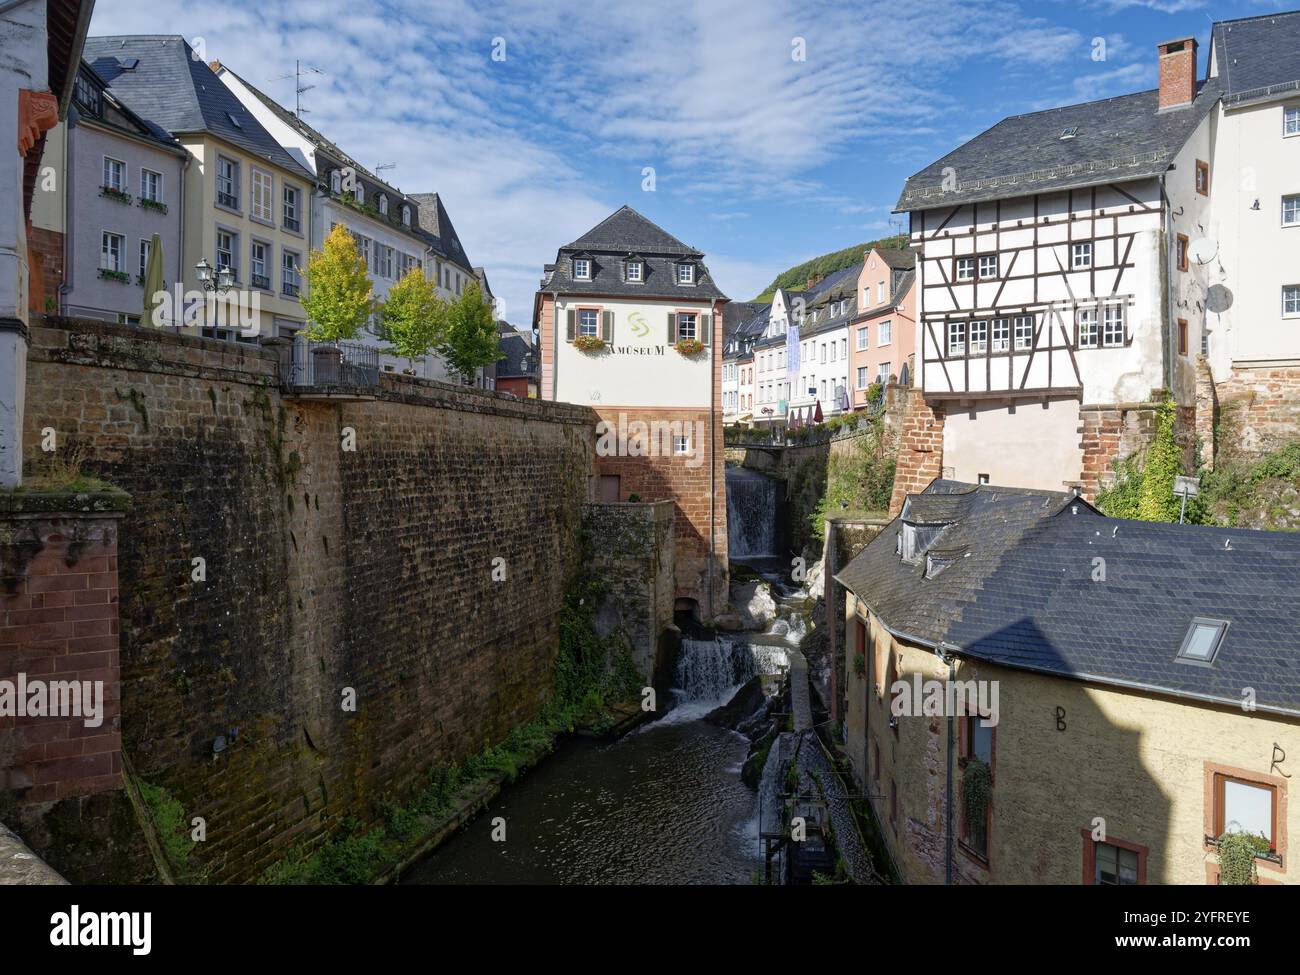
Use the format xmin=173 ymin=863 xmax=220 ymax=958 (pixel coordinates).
xmin=92 ymin=0 xmax=1293 ymax=322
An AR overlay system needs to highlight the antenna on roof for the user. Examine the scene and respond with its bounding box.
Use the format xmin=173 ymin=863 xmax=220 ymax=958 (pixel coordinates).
xmin=270 ymin=60 xmax=325 ymax=116
xmin=376 ymin=163 xmax=397 ymax=178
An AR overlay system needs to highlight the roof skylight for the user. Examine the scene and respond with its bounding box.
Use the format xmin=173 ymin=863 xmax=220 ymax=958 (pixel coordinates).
xmin=1176 ymin=617 xmax=1228 ymax=666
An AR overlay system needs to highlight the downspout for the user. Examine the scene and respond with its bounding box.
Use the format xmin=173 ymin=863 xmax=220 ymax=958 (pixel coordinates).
xmin=177 ymin=149 xmax=189 ymax=326
xmin=939 ymin=641 xmax=955 ymax=885
xmin=1160 ymin=173 xmax=1174 ymax=394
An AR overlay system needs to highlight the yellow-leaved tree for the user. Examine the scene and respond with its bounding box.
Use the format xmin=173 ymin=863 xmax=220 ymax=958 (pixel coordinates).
xmin=300 ymin=224 xmax=374 ymax=341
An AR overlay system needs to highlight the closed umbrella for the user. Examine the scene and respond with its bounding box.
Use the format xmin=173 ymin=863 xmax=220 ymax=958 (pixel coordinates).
xmin=813 ymin=400 xmax=823 ymax=424
xmin=142 ymin=233 xmax=165 ymax=327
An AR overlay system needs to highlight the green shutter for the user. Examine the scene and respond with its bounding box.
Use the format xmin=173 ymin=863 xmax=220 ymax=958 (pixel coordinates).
xmin=700 ymin=313 xmax=712 ymax=344
xmin=566 ymin=308 xmax=576 ymax=342
xmin=601 ymin=310 xmax=613 ymax=343
xmin=668 ymin=312 xmax=677 ymax=343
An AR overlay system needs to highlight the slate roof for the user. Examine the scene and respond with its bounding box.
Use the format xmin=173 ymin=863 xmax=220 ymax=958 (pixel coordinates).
xmin=540 ymin=205 xmax=727 ymax=301
xmin=83 ymin=36 xmax=313 ymax=181
xmin=895 ymin=79 xmax=1220 ymax=213
xmin=837 ymin=480 xmax=1300 ymax=717
xmin=1213 ymin=10 xmax=1300 ymax=104
xmin=410 ymin=193 xmax=473 ymax=270
xmin=875 ymin=247 xmax=915 ymax=271
xmin=73 ymin=61 xmax=185 ymax=154
xmin=495 ymin=327 xmax=534 ymax=378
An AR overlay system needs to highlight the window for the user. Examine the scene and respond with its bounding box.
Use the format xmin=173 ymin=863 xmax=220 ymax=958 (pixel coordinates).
xmin=877 ymin=362 xmax=890 ymax=384
xmin=991 ymin=318 xmax=1009 ymax=352
xmin=876 ymin=282 xmax=884 ymax=303
xmin=1176 ymin=234 xmax=1189 ymax=272
xmin=1178 ymin=319 xmax=1188 ymax=357
xmin=1177 ymin=617 xmax=1228 ymax=664
xmin=947 ymin=320 xmax=965 ymax=356
xmin=960 ymin=715 xmax=994 ymax=859
xmin=969 ymin=319 xmax=987 ymax=354
xmin=673 ymin=435 xmax=690 ymax=456
xmin=1088 ymin=840 xmax=1143 ymax=885
xmin=251 ymin=169 xmax=273 ymax=222
xmin=282 ymin=250 xmax=300 ymax=296
xmin=1283 ymin=195 xmax=1300 ymax=227
xmin=378 ymin=194 xmax=388 ymax=216
xmin=955 ymin=257 xmax=974 ymax=282
xmin=216 ymin=157 xmax=239 ymax=209
xmin=573 ymin=258 xmax=590 ymax=280
xmin=138 ymin=237 xmax=151 ymax=279
xmin=1103 ymin=305 xmax=1125 ymax=347
xmin=841 ymin=337 xmax=847 ymax=359
xmin=879 ymin=320 xmax=892 ymax=345
xmin=1213 ymin=773 xmax=1278 ymax=849
xmin=140 ymin=169 xmax=162 ymax=203
xmin=216 ymin=229 xmax=237 ymax=278
xmin=1285 ymin=285 xmax=1300 ymax=318
xmin=677 ymin=263 xmax=694 ymax=285
xmin=856 ymin=326 xmax=868 ymax=351
xmin=828 ymin=341 xmax=836 ymax=363
xmin=282 ymin=185 xmax=301 ymax=232
xmin=677 ymin=312 xmax=698 ymax=340
xmin=75 ymin=73 xmax=102 ymax=115
xmin=1287 ymin=105 xmax=1300 ymax=137
xmin=355 ymin=183 xmax=365 ymax=205
xmin=978 ymin=254 xmax=998 ymax=279
xmin=1077 ymin=308 xmax=1098 ymax=348
xmin=250 ymin=240 xmax=269 ymax=290
xmin=626 ymin=260 xmax=642 ymax=282
xmin=1072 ymin=242 xmax=1092 ymax=269
xmin=402 ymin=204 xmax=411 ymax=226
xmin=578 ymin=309 xmax=599 ymax=337
xmin=102 ymin=156 xmax=125 ymax=192
xmin=381 ymin=245 xmax=395 ymax=279
xmin=856 ymin=365 xmax=868 ymax=389
xmin=1196 ymin=159 xmax=1210 ymax=196
xmin=331 ymin=170 xmax=342 ymax=194
xmin=1014 ymin=315 xmax=1033 ymax=350
xmin=101 ymin=231 xmax=123 ymax=272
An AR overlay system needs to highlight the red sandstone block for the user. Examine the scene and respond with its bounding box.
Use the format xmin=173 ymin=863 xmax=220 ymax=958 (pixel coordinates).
xmin=36 ymin=591 xmax=76 ymax=609
xmin=85 ymin=573 xmax=115 ymax=590
xmin=23 ymin=784 xmax=57 ymax=803
xmin=64 ymin=634 xmax=117 ymax=653
xmin=53 ymin=650 xmax=116 ymax=673
xmin=80 ymin=734 xmax=121 ymax=756
xmin=72 ymin=618 xmax=113 ymax=638
xmin=69 ymin=556 xmax=111 ymax=574
xmin=4 ymin=621 xmax=76 ymax=644
xmin=62 ymin=602 xmax=116 ymax=623
xmin=72 ymin=588 xmax=109 ymax=606
xmin=27 ymin=574 xmax=88 ymax=594
xmin=44 ymin=738 xmax=83 ymax=760
xmin=35 ymin=752 xmax=112 ymax=784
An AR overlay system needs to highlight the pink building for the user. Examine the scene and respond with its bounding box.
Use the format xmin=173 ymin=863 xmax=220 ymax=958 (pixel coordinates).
xmin=850 ymin=247 xmax=916 ymax=408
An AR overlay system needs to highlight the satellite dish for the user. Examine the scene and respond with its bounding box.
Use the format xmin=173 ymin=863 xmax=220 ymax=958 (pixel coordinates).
xmin=1188 ymin=237 xmax=1218 ymax=266
xmin=1206 ymin=284 xmax=1233 ymax=314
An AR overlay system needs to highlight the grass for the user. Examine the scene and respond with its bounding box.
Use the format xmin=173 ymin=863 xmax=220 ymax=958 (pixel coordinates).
xmin=10 ymin=444 xmax=119 ymax=494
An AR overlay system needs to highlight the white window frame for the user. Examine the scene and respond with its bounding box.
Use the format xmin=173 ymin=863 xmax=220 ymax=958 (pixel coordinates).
xmin=673 ymin=434 xmax=691 ymax=456
xmin=677 ymin=263 xmax=695 ymax=285
xmin=1014 ymin=315 xmax=1033 ymax=350
xmin=402 ymin=204 xmax=411 ymax=226
xmin=102 ymin=156 xmax=125 ymax=192
xmin=215 ymin=156 xmax=239 ymax=208
xmin=331 ymin=170 xmax=342 ymax=194
xmin=250 ymin=239 xmax=269 ymax=290
xmin=1284 ymin=285 xmax=1300 ymax=318
xmin=878 ymin=319 xmax=892 ymax=345
xmin=1283 ymin=194 xmax=1300 ymax=228
xmin=947 ymin=320 xmax=965 ymax=357
xmin=955 ymin=257 xmax=974 ymax=282
xmin=578 ymin=308 xmax=599 ymax=337
xmin=281 ymin=249 xmax=301 ymax=295
xmin=1286 ymin=105 xmax=1300 ymax=137
xmin=856 ymin=326 xmax=868 ymax=351
xmin=1078 ymin=308 xmax=1099 ymax=348
xmin=100 ymin=231 xmax=123 ymax=271
xmin=978 ymin=254 xmax=998 ymax=279
xmin=1071 ymin=242 xmax=1092 ymax=269
xmin=251 ymin=168 xmax=274 ymax=222
xmin=1103 ymin=304 xmax=1125 ymax=347
xmin=856 ymin=365 xmax=868 ymax=389
xmin=138 ymin=237 xmax=151 ymax=279
xmin=626 ymin=260 xmax=642 ymax=282
xmin=282 ymin=184 xmax=301 ymax=232
xmin=677 ymin=312 xmax=698 ymax=340
xmin=969 ymin=319 xmax=988 ymax=354
xmin=991 ymin=318 xmax=1009 ymax=353
xmin=216 ymin=228 xmax=238 ymax=279
xmin=877 ymin=362 xmax=891 ymax=384
xmin=573 ymin=258 xmax=591 ymax=280
xmin=140 ymin=168 xmax=162 ymax=203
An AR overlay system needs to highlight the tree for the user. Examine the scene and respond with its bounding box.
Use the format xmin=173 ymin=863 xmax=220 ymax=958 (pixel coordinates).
xmin=300 ymin=224 xmax=374 ymax=341
xmin=379 ymin=268 xmax=445 ymax=369
xmin=436 ymin=280 xmax=502 ymax=383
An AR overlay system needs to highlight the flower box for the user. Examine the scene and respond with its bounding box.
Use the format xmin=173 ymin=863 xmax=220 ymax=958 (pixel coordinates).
xmin=99 ymin=186 xmax=132 ymax=205
xmin=139 ymin=197 xmax=168 ymax=214
xmin=573 ymin=335 xmax=606 ymax=353
xmin=98 ymin=268 xmax=130 ymax=284
xmin=674 ymin=338 xmax=705 ymax=357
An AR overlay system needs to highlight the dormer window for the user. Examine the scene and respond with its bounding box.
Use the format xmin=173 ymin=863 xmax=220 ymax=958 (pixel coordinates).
xmin=378 ymin=194 xmax=388 ymax=216
xmin=331 ymin=170 xmax=341 ymax=194
xmin=356 ymin=183 xmax=365 ymax=205
xmin=677 ymin=263 xmax=695 ymax=285
xmin=1176 ymin=617 xmax=1228 ymax=666
xmin=626 ymin=260 xmax=643 ymax=282
xmin=573 ymin=258 xmax=591 ymax=280
xmin=402 ymin=205 xmax=411 ymax=226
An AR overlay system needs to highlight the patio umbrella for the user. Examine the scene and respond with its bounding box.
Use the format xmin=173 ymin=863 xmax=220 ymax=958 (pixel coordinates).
xmin=142 ymin=233 xmax=165 ymax=327
xmin=813 ymin=400 xmax=824 ymax=424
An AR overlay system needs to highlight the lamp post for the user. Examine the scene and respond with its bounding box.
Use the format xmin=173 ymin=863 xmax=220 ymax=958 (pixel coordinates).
xmin=194 ymin=258 xmax=234 ymax=333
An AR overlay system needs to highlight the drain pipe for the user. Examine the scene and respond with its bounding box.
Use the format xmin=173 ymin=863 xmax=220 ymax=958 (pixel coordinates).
xmin=938 ymin=641 xmax=956 ymax=885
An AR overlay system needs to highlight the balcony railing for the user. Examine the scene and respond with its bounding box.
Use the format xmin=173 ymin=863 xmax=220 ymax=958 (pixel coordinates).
xmin=280 ymin=336 xmax=381 ymax=393
xmin=251 ymin=273 xmax=271 ymax=291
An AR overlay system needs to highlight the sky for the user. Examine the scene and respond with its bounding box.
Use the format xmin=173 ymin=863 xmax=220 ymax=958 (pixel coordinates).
xmin=89 ymin=0 xmax=1294 ymax=325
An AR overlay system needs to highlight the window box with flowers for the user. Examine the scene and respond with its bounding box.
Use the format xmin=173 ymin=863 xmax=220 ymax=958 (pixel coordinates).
xmin=139 ymin=197 xmax=168 ymax=214
xmin=99 ymin=185 xmax=132 ymax=205
xmin=98 ymin=268 xmax=130 ymax=284
xmin=573 ymin=335 xmax=606 ymax=353
xmin=675 ymin=338 xmax=705 ymax=357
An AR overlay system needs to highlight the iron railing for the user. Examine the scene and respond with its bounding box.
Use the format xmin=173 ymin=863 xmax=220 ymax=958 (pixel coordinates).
xmin=280 ymin=336 xmax=381 ymax=390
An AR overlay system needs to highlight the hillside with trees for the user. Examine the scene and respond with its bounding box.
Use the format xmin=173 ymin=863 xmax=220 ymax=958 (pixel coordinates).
xmin=751 ymin=233 xmax=908 ymax=302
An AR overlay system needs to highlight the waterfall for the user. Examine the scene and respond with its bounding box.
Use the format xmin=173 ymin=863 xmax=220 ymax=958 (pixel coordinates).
xmin=666 ymin=637 xmax=790 ymax=724
xmin=726 ymin=467 xmax=779 ymax=558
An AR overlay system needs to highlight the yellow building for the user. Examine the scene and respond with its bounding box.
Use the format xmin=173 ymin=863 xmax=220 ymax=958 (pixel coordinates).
xmin=836 ymin=481 xmax=1299 ymax=885
xmin=82 ymin=36 xmax=315 ymax=340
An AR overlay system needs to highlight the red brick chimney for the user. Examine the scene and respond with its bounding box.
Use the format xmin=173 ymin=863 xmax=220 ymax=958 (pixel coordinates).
xmin=1157 ymin=36 xmax=1197 ymax=111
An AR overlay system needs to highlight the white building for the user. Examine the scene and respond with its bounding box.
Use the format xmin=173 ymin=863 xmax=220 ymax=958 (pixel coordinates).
xmin=786 ymin=266 xmax=857 ymax=424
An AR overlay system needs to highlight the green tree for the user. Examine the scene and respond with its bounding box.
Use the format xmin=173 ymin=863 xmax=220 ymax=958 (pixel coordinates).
xmin=379 ymin=268 xmax=445 ymax=369
xmin=300 ymin=224 xmax=374 ymax=341
xmin=436 ymin=280 xmax=502 ymax=383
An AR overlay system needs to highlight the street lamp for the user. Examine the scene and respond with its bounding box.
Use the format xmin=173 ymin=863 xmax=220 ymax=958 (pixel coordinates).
xmin=194 ymin=259 xmax=235 ymax=331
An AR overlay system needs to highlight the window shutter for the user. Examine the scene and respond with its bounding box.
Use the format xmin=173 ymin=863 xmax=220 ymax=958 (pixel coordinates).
xmin=668 ymin=313 xmax=677 ymax=343
xmin=601 ymin=310 xmax=613 ymax=343
xmin=700 ymin=313 xmax=712 ymax=344
xmin=566 ymin=309 xmax=576 ymax=342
